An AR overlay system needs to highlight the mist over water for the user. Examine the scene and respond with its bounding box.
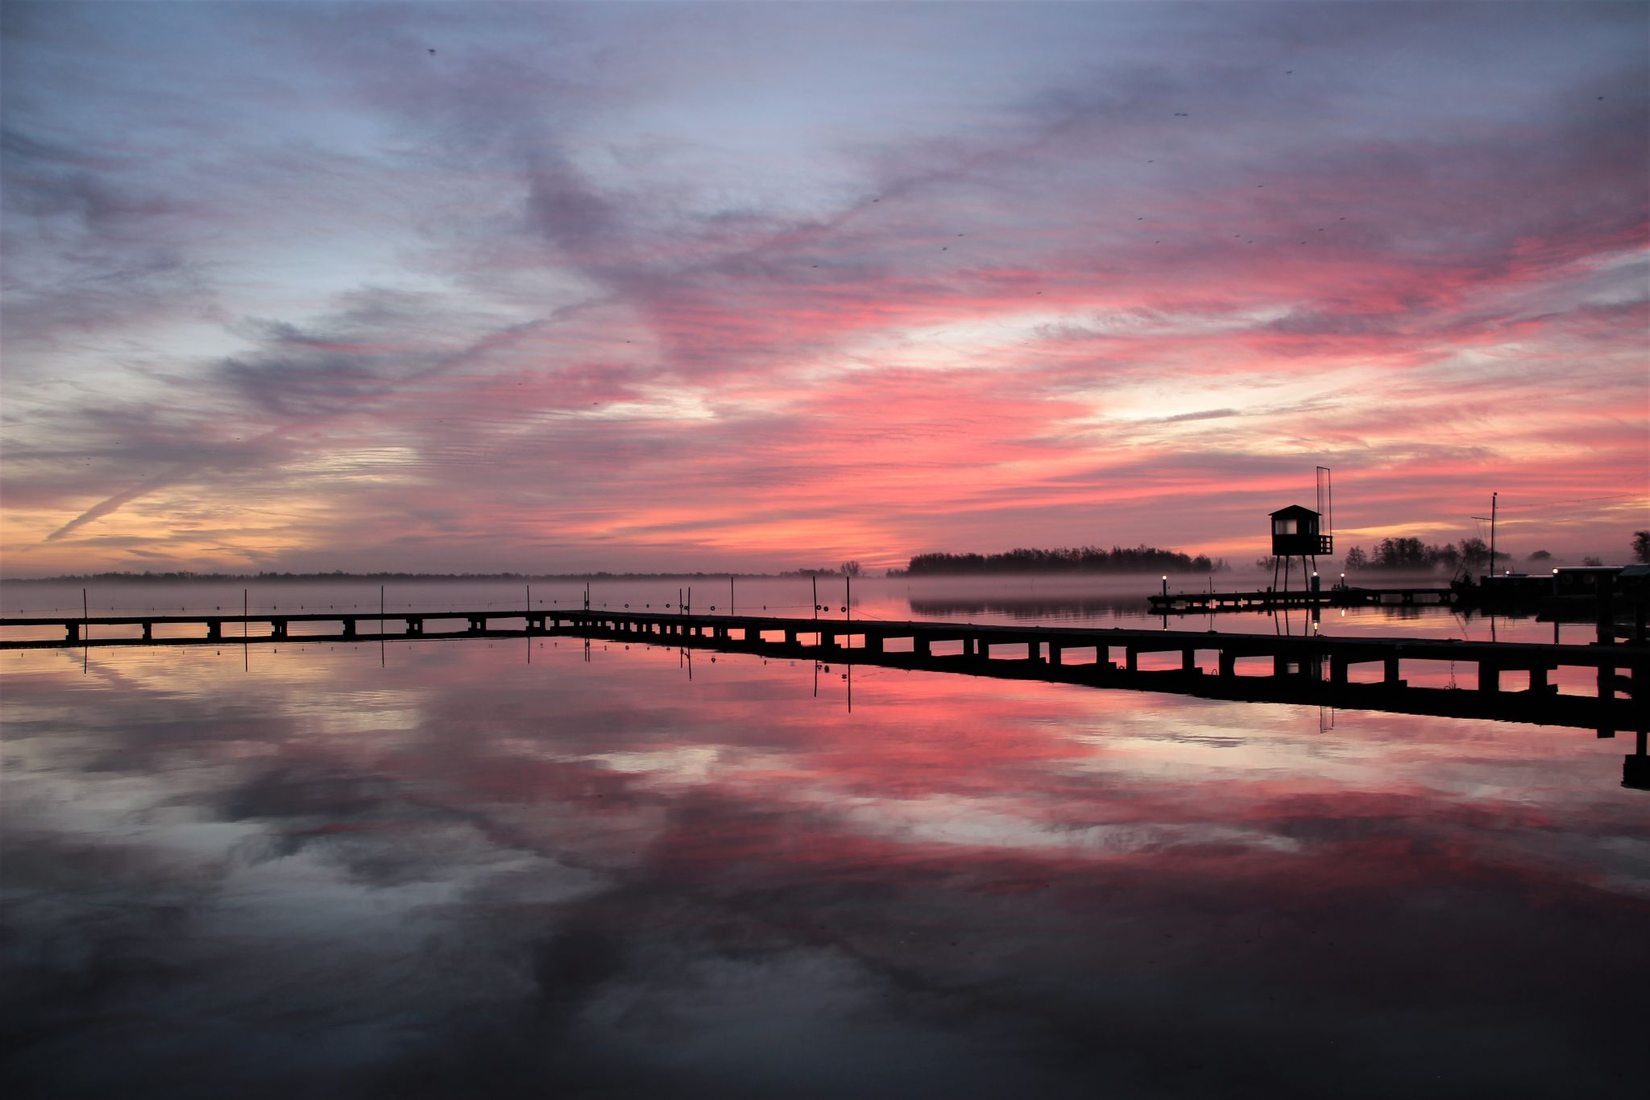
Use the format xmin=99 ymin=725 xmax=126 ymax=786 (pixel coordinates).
xmin=3 ymin=598 xmax=1645 ymax=1098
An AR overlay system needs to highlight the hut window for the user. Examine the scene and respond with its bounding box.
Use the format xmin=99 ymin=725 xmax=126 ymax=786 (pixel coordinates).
xmin=1273 ymin=518 xmax=1298 ymax=536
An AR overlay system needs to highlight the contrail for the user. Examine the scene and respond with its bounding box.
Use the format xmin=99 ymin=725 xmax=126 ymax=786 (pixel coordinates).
xmin=44 ymin=471 xmax=183 ymax=542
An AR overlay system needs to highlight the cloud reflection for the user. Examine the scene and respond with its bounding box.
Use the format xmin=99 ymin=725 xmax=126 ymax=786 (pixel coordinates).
xmin=3 ymin=641 xmax=1646 ymax=1097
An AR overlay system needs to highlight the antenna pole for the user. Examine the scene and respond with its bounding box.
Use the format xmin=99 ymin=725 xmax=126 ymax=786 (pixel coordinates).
xmin=1490 ymin=492 xmax=1498 ymax=574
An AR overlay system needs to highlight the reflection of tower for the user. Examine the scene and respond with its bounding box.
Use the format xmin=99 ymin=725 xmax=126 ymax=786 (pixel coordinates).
xmin=1270 ymin=504 xmax=1332 ymax=595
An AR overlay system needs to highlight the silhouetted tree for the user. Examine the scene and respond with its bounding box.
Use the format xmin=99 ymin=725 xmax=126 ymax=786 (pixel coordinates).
xmin=1527 ymin=549 xmax=1552 ymax=562
xmin=1633 ymin=531 xmax=1650 ymax=563
xmin=906 ymin=545 xmax=1212 ymax=575
xmin=1343 ymin=546 xmax=1368 ymax=571
xmin=1457 ymin=538 xmax=1492 ymax=568
xmin=839 ymin=560 xmax=863 ymax=577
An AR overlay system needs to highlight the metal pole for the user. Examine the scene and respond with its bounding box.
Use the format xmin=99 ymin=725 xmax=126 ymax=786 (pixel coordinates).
xmin=812 ymin=575 xmax=818 ymax=620
xmin=730 ymin=575 xmax=734 ymax=616
xmin=1490 ymin=492 xmax=1498 ymax=575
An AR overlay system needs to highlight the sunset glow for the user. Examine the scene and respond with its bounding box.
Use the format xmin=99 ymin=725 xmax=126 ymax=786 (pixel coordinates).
xmin=3 ymin=2 xmax=1646 ymax=574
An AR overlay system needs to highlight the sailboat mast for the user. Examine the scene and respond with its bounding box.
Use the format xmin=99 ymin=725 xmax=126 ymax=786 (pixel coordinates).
xmin=1489 ymin=492 xmax=1497 ymax=575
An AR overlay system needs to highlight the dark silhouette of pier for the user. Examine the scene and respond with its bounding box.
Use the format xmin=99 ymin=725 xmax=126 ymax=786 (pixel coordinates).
xmin=1150 ymin=584 xmax=1455 ymax=613
xmin=7 ymin=607 xmax=1646 ymax=749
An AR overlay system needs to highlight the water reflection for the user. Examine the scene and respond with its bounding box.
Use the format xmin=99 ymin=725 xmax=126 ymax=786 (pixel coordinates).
xmin=2 ymin=641 xmax=1645 ymax=1098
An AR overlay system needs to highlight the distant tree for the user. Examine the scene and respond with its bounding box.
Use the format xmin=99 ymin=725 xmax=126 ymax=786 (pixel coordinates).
xmin=1633 ymin=531 xmax=1650 ymax=563
xmin=1457 ymin=538 xmax=1491 ymax=568
xmin=1583 ymin=556 xmax=1604 ymax=567
xmin=1527 ymin=549 xmax=1552 ymax=562
xmin=907 ymin=545 xmax=1213 ymax=575
xmin=1343 ymin=546 xmax=1368 ymax=571
xmin=1373 ymin=537 xmax=1427 ymax=569
xmin=839 ymin=560 xmax=864 ymax=578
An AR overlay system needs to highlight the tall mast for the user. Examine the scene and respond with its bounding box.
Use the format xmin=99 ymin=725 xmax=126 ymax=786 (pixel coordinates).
xmin=1490 ymin=492 xmax=1497 ymax=574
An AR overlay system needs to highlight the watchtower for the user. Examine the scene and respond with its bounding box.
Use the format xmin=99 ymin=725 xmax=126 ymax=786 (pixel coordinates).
xmin=1269 ymin=504 xmax=1332 ymax=593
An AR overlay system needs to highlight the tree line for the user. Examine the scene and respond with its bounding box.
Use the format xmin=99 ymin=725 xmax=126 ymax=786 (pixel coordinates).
xmin=907 ymin=546 xmax=1216 ymax=575
xmin=1341 ymin=538 xmax=1502 ymax=572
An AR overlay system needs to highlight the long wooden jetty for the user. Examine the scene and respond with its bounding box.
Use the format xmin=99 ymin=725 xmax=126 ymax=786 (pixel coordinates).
xmin=4 ymin=607 xmax=1646 ymax=739
xmin=1149 ymin=585 xmax=1455 ymax=613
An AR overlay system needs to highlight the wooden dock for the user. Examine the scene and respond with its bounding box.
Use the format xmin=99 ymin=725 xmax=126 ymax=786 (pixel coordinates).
xmin=4 ymin=607 xmax=1646 ymax=736
xmin=1149 ymin=586 xmax=1455 ymax=613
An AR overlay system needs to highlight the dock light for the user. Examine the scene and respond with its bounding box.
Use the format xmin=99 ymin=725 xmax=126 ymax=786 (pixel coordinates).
xmin=1553 ymin=568 xmax=1559 ymax=575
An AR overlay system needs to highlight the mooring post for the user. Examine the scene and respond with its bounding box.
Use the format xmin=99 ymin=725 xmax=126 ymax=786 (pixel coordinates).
xmin=1596 ymin=571 xmax=1615 ymax=646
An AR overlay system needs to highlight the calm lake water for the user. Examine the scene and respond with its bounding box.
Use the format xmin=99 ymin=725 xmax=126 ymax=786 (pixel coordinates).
xmin=3 ymin=578 xmax=1645 ymax=1098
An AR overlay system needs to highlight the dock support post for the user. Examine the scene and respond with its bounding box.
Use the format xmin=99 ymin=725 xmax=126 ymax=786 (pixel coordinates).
xmin=1219 ymin=651 xmax=1236 ymax=677
xmin=1384 ymin=657 xmax=1402 ymax=685
xmin=1478 ymin=662 xmax=1500 ymax=694
xmin=207 ymin=620 xmax=222 ymax=640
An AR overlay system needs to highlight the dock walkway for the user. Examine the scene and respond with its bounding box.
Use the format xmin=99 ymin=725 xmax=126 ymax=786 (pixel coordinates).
xmin=4 ymin=607 xmax=1645 ymax=739
xmin=1149 ymin=586 xmax=1454 ymax=613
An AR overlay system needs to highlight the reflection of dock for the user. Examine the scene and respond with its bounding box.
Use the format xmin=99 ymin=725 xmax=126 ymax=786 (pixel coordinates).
xmin=1149 ymin=586 xmax=1454 ymax=613
xmin=7 ymin=607 xmax=1646 ymax=737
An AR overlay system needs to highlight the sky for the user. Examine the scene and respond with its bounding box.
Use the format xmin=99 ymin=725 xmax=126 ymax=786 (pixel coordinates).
xmin=1 ymin=1 xmax=1646 ymax=577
